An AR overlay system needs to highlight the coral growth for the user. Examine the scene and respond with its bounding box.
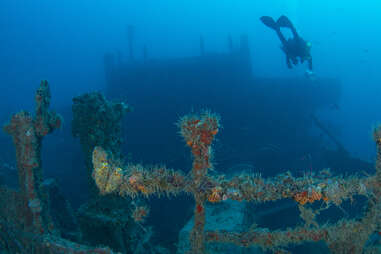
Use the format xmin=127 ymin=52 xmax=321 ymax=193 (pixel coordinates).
xmin=2 ymin=80 xmax=380 ymax=253
xmin=177 ymin=110 xmax=220 ymax=254
xmin=1 ymin=81 xmax=114 ymax=254
xmin=131 ymin=204 xmax=150 ymax=223
xmin=72 ymin=92 xmax=130 ymax=197
xmin=93 ymin=110 xmax=220 ymax=254
xmin=177 ymin=110 xmax=220 ymax=179
xmin=3 ymin=80 xmax=62 ymax=235
xmin=73 ymin=92 xmax=155 ymax=253
xmin=93 ymin=146 xmax=188 ymax=198
xmin=91 ymin=111 xmax=381 ymax=254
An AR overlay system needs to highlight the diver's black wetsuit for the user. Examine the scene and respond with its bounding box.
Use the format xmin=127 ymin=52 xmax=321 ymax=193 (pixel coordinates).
xmin=261 ymin=15 xmax=312 ymax=71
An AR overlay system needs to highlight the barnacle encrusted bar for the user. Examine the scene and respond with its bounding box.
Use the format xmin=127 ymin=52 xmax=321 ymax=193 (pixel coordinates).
xmin=92 ymin=112 xmax=381 ymax=254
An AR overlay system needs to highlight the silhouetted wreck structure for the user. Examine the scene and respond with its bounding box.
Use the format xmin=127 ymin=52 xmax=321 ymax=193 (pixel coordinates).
xmin=2 ymin=31 xmax=381 ymax=254
xmin=99 ymin=34 xmax=381 ymax=254
xmin=104 ymin=34 xmax=252 ymax=96
xmin=104 ymin=33 xmax=342 ymax=176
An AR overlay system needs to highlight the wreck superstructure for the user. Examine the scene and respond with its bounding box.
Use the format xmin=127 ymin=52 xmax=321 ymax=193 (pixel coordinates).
xmin=103 ymin=33 xmax=341 ymax=175
xmin=2 ymin=31 xmax=375 ymax=254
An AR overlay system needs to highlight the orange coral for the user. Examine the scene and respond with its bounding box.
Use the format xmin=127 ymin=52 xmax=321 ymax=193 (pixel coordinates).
xmin=132 ymin=205 xmax=149 ymax=223
xmin=309 ymin=189 xmax=322 ymax=202
xmin=211 ymin=129 xmax=218 ymax=135
xmin=294 ymin=188 xmax=322 ymax=205
xmin=208 ymin=187 xmax=222 ymax=203
xmin=294 ymin=191 xmax=308 ymax=205
xmin=137 ymin=184 xmax=149 ymax=194
xmin=128 ymin=174 xmax=138 ymax=185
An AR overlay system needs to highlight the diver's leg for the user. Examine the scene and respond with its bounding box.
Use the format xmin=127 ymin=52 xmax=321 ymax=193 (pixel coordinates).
xmin=276 ymin=30 xmax=287 ymax=46
xmin=277 ymin=15 xmax=299 ymax=38
xmin=286 ymin=56 xmax=292 ymax=69
xmin=308 ymin=58 xmax=313 ymax=71
xmin=292 ymin=57 xmax=298 ymax=65
xmin=289 ymin=26 xmax=299 ymax=38
xmin=261 ymin=15 xmax=288 ymax=46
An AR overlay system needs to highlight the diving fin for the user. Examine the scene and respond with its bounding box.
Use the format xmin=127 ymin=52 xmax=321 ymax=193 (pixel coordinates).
xmin=277 ymin=15 xmax=293 ymax=28
xmin=260 ymin=16 xmax=278 ymax=30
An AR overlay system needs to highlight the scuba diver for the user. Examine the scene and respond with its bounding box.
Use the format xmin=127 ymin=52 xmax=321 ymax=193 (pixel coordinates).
xmin=260 ymin=15 xmax=314 ymax=77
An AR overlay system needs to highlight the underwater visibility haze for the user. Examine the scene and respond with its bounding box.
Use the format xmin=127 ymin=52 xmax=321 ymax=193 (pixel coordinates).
xmin=1 ymin=1 xmax=381 ymax=254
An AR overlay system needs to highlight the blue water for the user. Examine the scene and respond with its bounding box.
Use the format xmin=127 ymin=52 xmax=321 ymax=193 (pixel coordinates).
xmin=1 ymin=1 xmax=380 ymax=160
xmin=1 ymin=1 xmax=381 ymax=252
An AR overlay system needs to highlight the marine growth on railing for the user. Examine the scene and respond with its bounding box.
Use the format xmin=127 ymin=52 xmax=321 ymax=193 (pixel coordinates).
xmin=92 ymin=110 xmax=381 ymax=254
